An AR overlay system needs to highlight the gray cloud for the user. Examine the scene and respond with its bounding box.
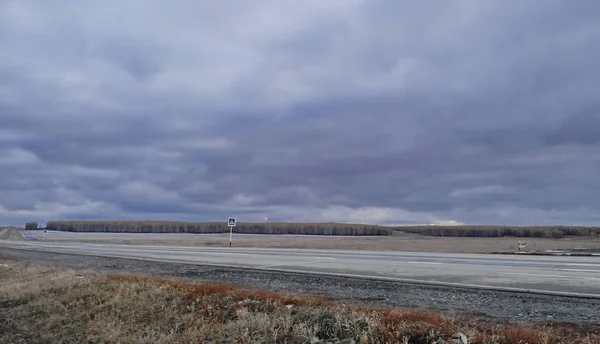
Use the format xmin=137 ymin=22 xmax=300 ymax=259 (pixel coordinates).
xmin=1 ymin=1 xmax=600 ymax=226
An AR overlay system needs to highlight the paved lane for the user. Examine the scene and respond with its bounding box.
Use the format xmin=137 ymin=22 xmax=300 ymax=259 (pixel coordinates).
xmin=2 ymin=240 xmax=600 ymax=296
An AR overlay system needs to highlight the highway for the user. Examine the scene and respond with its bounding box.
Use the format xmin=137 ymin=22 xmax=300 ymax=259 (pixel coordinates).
xmin=1 ymin=239 xmax=600 ymax=297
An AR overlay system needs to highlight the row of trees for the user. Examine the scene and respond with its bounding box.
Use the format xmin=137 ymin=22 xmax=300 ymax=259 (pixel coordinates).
xmin=44 ymin=221 xmax=392 ymax=236
xmin=35 ymin=221 xmax=600 ymax=238
xmin=396 ymin=225 xmax=600 ymax=238
xmin=25 ymin=222 xmax=38 ymax=231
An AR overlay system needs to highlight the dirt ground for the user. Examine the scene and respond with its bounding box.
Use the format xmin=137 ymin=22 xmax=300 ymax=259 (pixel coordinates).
xmin=18 ymin=230 xmax=600 ymax=253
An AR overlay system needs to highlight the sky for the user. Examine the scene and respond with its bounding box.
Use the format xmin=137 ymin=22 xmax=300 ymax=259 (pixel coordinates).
xmin=1 ymin=1 xmax=600 ymax=227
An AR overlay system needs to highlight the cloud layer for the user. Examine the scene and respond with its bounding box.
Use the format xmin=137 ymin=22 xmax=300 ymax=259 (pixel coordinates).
xmin=1 ymin=1 xmax=600 ymax=226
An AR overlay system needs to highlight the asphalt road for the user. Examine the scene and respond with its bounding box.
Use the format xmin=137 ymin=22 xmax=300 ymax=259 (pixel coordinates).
xmin=2 ymin=239 xmax=600 ymax=297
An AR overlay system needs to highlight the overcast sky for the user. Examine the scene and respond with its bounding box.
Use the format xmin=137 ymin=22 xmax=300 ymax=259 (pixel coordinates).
xmin=1 ymin=1 xmax=600 ymax=226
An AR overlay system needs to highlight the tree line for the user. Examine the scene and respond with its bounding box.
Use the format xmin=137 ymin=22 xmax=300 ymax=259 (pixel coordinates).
xmin=396 ymin=225 xmax=600 ymax=238
xmin=34 ymin=221 xmax=600 ymax=238
xmin=25 ymin=222 xmax=39 ymax=231
xmin=44 ymin=221 xmax=392 ymax=236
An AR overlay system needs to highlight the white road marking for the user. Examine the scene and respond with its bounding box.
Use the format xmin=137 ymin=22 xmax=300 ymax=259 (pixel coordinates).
xmin=126 ymin=250 xmax=252 ymax=257
xmin=404 ymin=261 xmax=443 ymax=265
xmin=556 ymin=263 xmax=600 ymax=267
xmin=561 ymin=269 xmax=600 ymax=273
xmin=2 ymin=243 xmax=253 ymax=257
xmin=259 ymin=257 xmax=335 ymax=269
xmin=497 ymin=272 xmax=600 ymax=280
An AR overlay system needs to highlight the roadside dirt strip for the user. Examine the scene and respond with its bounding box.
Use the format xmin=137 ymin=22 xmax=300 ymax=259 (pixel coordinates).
xmin=1 ymin=247 xmax=599 ymax=325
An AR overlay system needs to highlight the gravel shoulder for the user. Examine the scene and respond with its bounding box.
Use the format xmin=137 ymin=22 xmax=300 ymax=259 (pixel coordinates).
xmin=2 ymin=247 xmax=599 ymax=326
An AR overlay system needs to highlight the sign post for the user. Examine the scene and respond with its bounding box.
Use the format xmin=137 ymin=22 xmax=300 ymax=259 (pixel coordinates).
xmin=227 ymin=217 xmax=236 ymax=247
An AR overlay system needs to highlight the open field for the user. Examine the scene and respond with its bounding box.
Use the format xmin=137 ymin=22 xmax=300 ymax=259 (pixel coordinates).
xmin=25 ymin=230 xmax=600 ymax=253
xmin=2 ymin=256 xmax=600 ymax=343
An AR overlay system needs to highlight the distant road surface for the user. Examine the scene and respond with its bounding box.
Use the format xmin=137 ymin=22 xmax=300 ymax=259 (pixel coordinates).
xmin=1 ymin=240 xmax=600 ymax=297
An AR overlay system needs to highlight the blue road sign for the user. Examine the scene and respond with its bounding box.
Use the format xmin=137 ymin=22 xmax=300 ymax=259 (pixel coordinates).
xmin=228 ymin=217 xmax=236 ymax=227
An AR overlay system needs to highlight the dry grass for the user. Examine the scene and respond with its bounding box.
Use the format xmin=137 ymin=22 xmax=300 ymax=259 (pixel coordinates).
xmin=40 ymin=233 xmax=600 ymax=254
xmin=220 ymin=235 xmax=600 ymax=253
xmin=1 ymin=257 xmax=599 ymax=344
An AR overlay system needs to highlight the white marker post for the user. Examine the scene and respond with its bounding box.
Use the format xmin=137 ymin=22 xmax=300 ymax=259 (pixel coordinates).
xmin=227 ymin=217 xmax=236 ymax=247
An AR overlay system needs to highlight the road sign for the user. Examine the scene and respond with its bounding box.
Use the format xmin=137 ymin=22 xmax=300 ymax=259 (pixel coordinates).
xmin=227 ymin=217 xmax=236 ymax=247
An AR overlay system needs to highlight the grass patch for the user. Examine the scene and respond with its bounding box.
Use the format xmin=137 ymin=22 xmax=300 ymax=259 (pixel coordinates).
xmin=1 ymin=258 xmax=599 ymax=343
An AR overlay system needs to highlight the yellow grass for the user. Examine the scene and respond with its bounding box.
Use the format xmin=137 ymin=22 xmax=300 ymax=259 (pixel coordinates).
xmin=1 ymin=257 xmax=599 ymax=343
xmin=36 ymin=234 xmax=600 ymax=254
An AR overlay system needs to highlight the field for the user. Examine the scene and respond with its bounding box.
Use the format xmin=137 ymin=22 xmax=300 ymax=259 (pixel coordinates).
xmin=29 ymin=230 xmax=600 ymax=253
xmin=15 ymin=222 xmax=600 ymax=254
xmin=2 ymin=256 xmax=599 ymax=343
